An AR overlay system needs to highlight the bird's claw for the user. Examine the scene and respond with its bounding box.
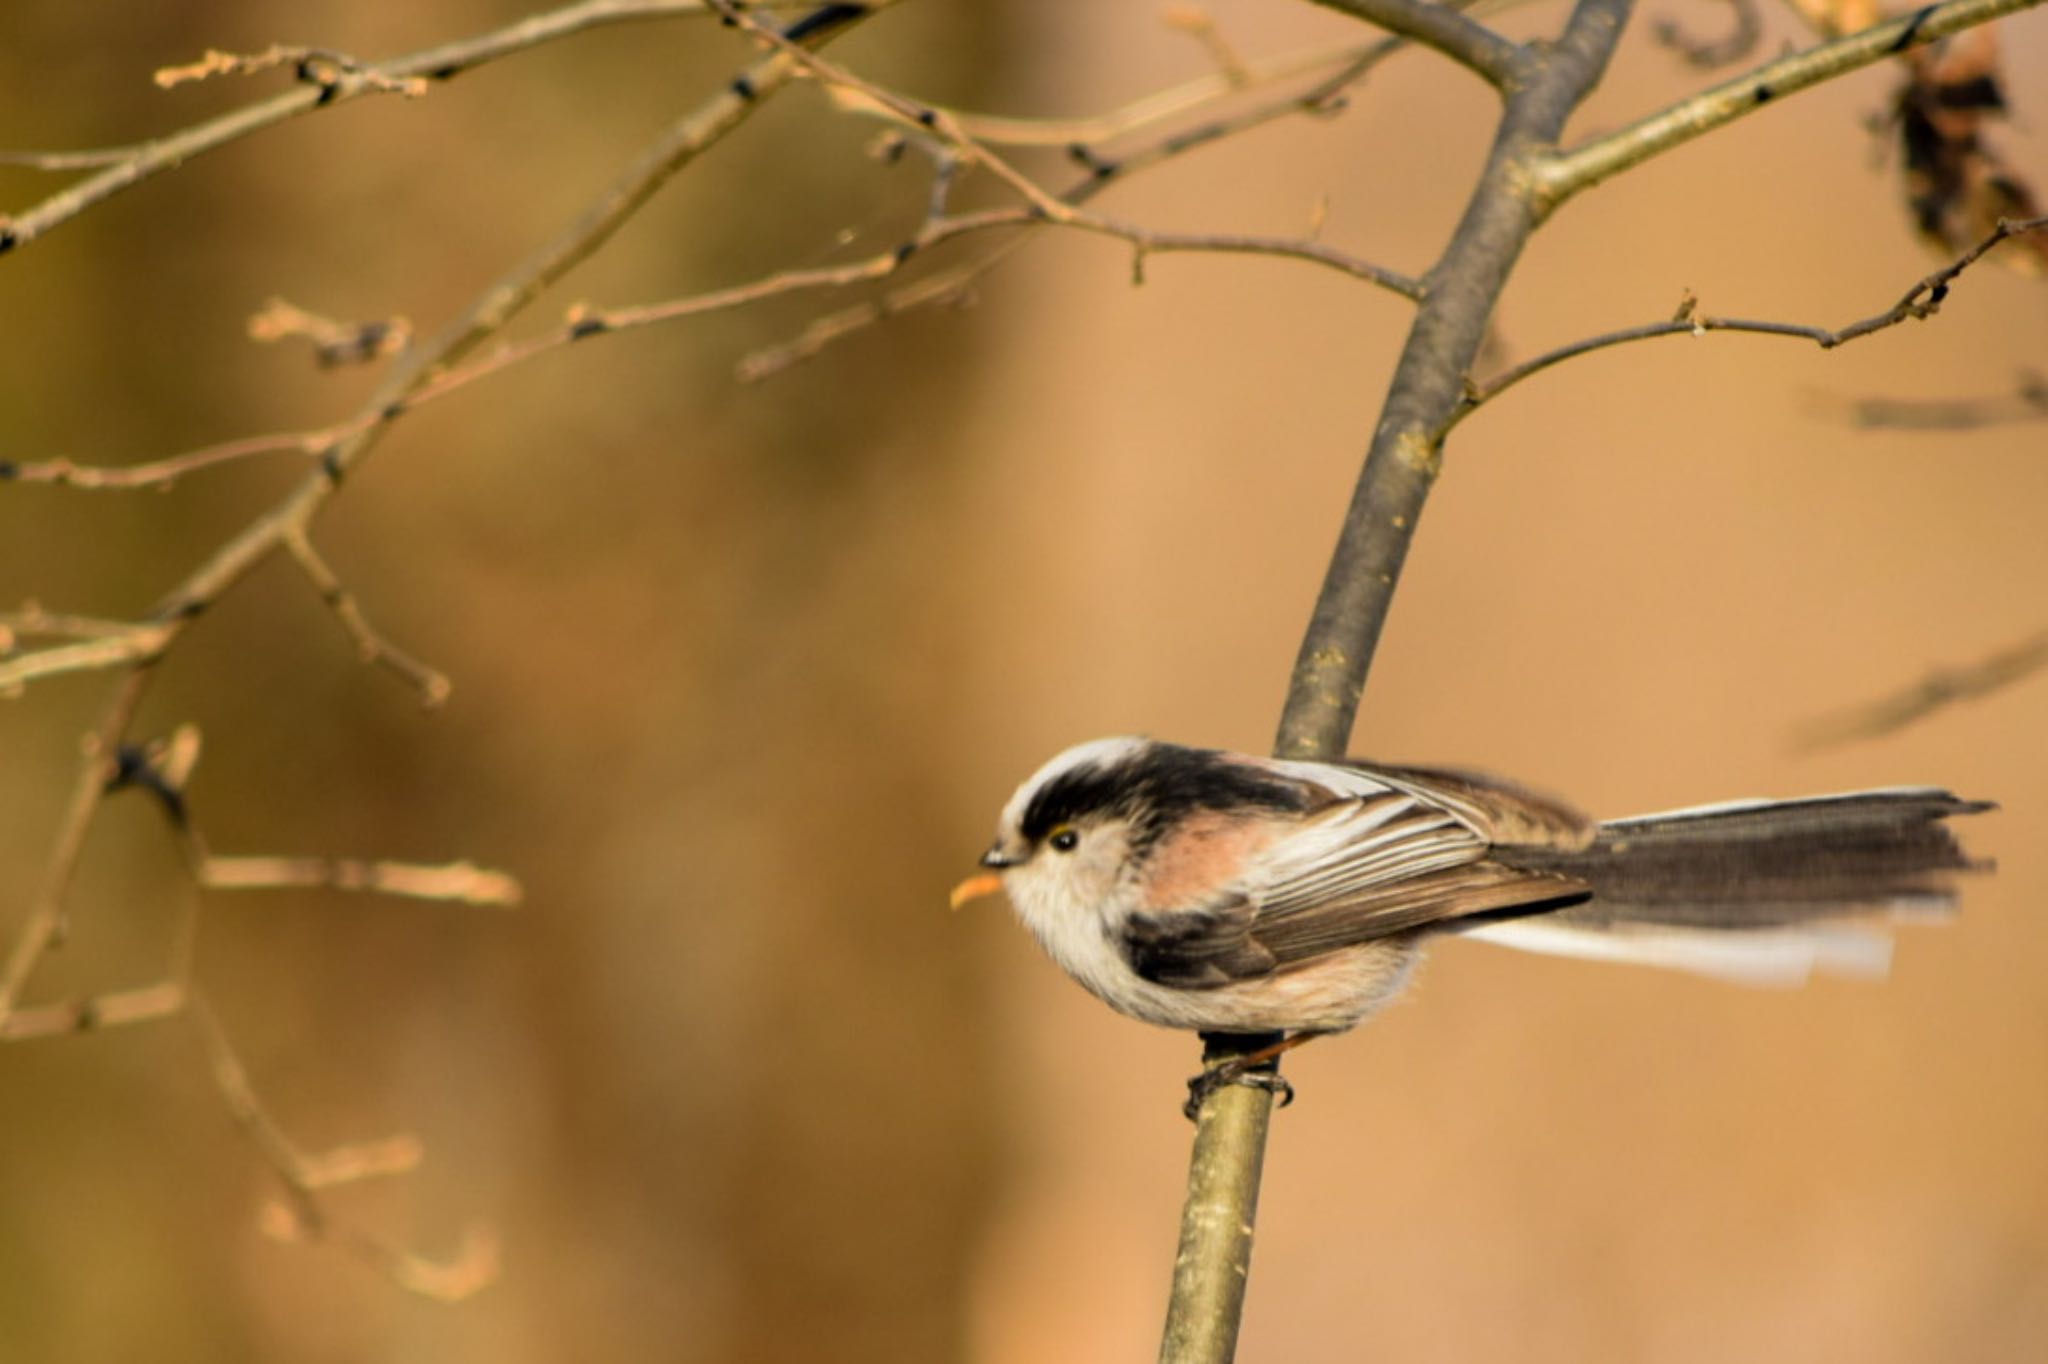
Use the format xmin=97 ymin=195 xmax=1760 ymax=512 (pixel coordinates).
xmin=1183 ymin=1063 xmax=1295 ymax=1121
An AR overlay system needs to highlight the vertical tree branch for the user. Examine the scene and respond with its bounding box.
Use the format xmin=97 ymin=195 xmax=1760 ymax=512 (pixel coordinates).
xmin=1158 ymin=1032 xmax=1283 ymax=1363
xmin=1163 ymin=3 xmax=1633 ymax=1359
xmin=1276 ymin=0 xmax=1629 ymax=761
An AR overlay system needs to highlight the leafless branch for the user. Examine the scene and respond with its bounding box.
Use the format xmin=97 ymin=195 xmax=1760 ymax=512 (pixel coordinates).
xmin=0 ymin=605 xmax=165 ymax=642
xmin=1162 ymin=5 xmax=1255 ymax=87
xmin=0 ymin=0 xmax=827 ymax=254
xmin=1535 ymin=0 xmax=2045 ymax=207
xmin=1810 ymin=371 xmax=2048 ymax=430
xmin=1793 ymin=629 xmax=2048 ymax=750
xmin=191 ymin=992 xmax=500 ymax=1300
xmin=0 ymin=432 xmax=321 ymax=491
xmin=0 ymin=625 xmax=173 ymax=694
xmin=5 ymin=0 xmax=867 ymax=1015
xmin=740 ymin=2 xmax=1470 ymax=377
xmin=248 ymin=298 xmax=412 ymax=369
xmin=1652 ymin=0 xmax=1764 ymax=68
xmin=0 ymin=981 xmax=187 ymax=1041
xmin=1177 ymin=6 xmax=1630 ymax=1362
xmin=1449 ymin=215 xmax=2048 ymax=428
xmin=202 ymin=855 xmax=523 ymax=906
xmin=0 ymin=671 xmax=153 ymax=1015
xmin=1310 ymin=0 xmax=1525 ymax=88
xmin=283 ymin=529 xmax=452 ymax=706
xmin=2 ymin=6 xmax=870 ymax=1304
xmin=153 ymin=45 xmax=432 ymax=95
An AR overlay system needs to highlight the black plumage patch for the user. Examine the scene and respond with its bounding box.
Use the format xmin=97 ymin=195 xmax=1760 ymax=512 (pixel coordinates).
xmin=1017 ymin=742 xmax=1311 ymax=849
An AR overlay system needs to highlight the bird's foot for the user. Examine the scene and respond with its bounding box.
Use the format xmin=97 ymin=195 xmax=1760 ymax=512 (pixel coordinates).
xmin=1183 ymin=1061 xmax=1294 ymax=1121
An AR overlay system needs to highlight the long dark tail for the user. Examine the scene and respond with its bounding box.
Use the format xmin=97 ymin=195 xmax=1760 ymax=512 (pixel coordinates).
xmin=1470 ymin=789 xmax=1993 ymax=983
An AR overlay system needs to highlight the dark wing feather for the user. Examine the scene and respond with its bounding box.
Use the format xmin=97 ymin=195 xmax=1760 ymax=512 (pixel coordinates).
xmin=1120 ymin=762 xmax=1595 ymax=989
xmin=1124 ymin=894 xmax=1275 ymax=988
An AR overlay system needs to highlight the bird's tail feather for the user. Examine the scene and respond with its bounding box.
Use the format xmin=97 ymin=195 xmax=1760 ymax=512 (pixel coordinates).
xmin=1465 ymin=788 xmax=1992 ymax=985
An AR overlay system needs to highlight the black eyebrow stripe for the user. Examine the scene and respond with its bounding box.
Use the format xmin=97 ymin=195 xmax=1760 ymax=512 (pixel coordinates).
xmin=1017 ymin=744 xmax=1310 ymax=846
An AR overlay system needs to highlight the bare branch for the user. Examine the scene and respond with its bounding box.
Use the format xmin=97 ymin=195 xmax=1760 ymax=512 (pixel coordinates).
xmin=0 ymin=673 xmax=154 ymax=1017
xmin=746 ymin=6 xmax=1578 ymax=376
xmin=1162 ymin=5 xmax=1254 ymax=86
xmin=297 ymin=1135 xmax=426 ymax=1189
xmin=0 ymin=981 xmax=186 ymax=1041
xmin=3 ymin=25 xmax=875 ymax=1309
xmin=0 ymin=626 xmax=172 ymax=694
xmin=191 ymin=992 xmax=499 ymax=1300
xmin=0 ymin=0 xmax=816 ymax=254
xmin=5 ymin=5 xmax=864 ymax=1013
xmin=248 ymin=298 xmax=412 ymax=369
xmin=1535 ymin=0 xmax=2048 ymax=207
xmin=718 ymin=1 xmax=1415 ymax=301
xmin=1812 ymin=372 xmax=2048 ymax=430
xmin=201 ymin=855 xmax=523 ymax=907
xmin=154 ymin=46 xmax=430 ymax=95
xmin=1276 ymin=0 xmax=1630 ymax=761
xmin=1793 ymin=629 xmax=2048 ymax=750
xmin=0 ymin=605 xmax=159 ymax=641
xmin=149 ymin=4 xmax=876 ymax=633
xmin=1448 ymin=215 xmax=2048 ymax=427
xmin=1166 ymin=6 xmax=1632 ymax=1361
xmin=1309 ymin=0 xmax=1525 ymax=88
xmin=0 ymin=431 xmax=320 ymax=490
xmin=1652 ymin=0 xmax=1764 ymax=68
xmin=284 ymin=529 xmax=452 ymax=706
xmin=725 ymin=3 xmax=1436 ymax=378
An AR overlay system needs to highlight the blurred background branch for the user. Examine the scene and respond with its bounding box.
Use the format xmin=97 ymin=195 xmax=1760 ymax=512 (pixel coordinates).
xmin=1793 ymin=628 xmax=2048 ymax=749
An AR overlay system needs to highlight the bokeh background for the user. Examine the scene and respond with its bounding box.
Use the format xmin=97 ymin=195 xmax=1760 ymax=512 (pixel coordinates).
xmin=1 ymin=2 xmax=2044 ymax=1360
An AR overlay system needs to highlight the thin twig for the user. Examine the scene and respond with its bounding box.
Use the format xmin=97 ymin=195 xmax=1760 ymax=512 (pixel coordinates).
xmin=9 ymin=200 xmax=1413 ymax=503
xmin=1309 ymin=0 xmax=1525 ymax=88
xmin=1534 ymin=0 xmax=2048 ymax=207
xmin=148 ymin=4 xmax=877 ymax=630
xmin=1652 ymin=0 xmax=1764 ymax=68
xmin=202 ymin=855 xmax=523 ymax=906
xmin=189 ymin=991 xmax=500 ymax=1300
xmin=718 ymin=1 xmax=1419 ymax=304
xmin=0 ymin=981 xmax=187 ymax=1040
xmin=0 ymin=626 xmax=173 ymax=693
xmin=1812 ymin=372 xmax=2048 ymax=430
xmin=0 ymin=432 xmax=320 ymax=490
xmin=284 ymin=529 xmax=453 ymax=706
xmin=736 ymin=5 xmax=1456 ymax=377
xmin=248 ymin=297 xmax=412 ymax=369
xmin=0 ymin=670 xmax=154 ymax=1016
xmin=1448 ymin=216 xmax=2048 ymax=428
xmin=2 ymin=12 xmax=870 ymax=1302
xmin=0 ymin=605 xmax=165 ymax=640
xmin=1793 ymin=629 xmax=2048 ymax=749
xmin=6 ymin=0 xmax=869 ymax=1011
xmin=1163 ymin=6 xmax=1254 ymax=87
xmin=0 ymin=0 xmax=817 ymax=254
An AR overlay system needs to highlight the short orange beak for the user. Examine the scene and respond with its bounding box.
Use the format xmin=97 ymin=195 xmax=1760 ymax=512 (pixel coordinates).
xmin=948 ymin=872 xmax=1003 ymax=911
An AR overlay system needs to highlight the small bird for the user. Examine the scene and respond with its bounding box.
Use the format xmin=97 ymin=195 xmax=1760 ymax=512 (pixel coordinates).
xmin=953 ymin=738 xmax=1991 ymax=1108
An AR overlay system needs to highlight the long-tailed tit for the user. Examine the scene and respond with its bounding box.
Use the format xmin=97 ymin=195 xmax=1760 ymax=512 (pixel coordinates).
xmin=952 ymin=738 xmax=1990 ymax=1108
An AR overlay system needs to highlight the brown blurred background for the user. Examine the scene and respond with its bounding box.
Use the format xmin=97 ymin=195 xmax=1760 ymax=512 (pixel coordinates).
xmin=1 ymin=2 xmax=2044 ymax=1361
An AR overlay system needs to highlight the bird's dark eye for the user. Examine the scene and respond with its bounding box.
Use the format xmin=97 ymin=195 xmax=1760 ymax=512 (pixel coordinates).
xmin=1048 ymin=826 xmax=1080 ymax=852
